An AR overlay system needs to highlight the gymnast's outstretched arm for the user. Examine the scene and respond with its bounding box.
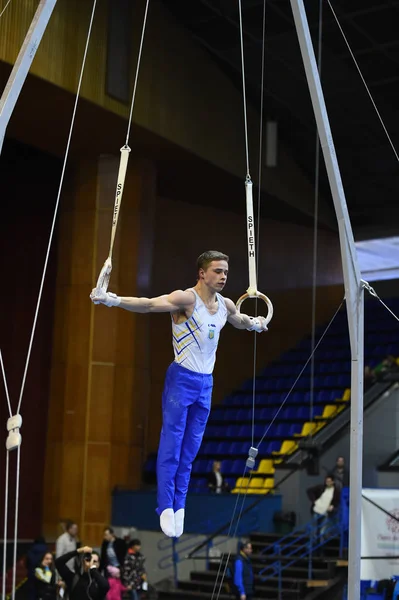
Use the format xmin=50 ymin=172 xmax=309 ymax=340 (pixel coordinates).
xmin=90 ymin=288 xmax=195 ymax=313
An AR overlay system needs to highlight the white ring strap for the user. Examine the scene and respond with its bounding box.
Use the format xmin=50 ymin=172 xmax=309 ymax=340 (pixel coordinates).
xmin=96 ymin=145 xmax=131 ymax=292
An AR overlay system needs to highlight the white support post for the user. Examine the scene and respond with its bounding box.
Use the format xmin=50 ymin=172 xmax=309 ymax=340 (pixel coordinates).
xmin=0 ymin=0 xmax=58 ymax=154
xmin=289 ymin=2 xmax=364 ymax=600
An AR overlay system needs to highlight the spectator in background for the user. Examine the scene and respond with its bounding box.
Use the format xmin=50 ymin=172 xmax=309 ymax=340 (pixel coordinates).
xmin=375 ymin=355 xmax=398 ymax=381
xmin=55 ymin=547 xmax=109 ymax=600
xmin=27 ymin=537 xmax=48 ymax=600
xmin=331 ymin=456 xmax=349 ymax=490
xmin=100 ymin=528 xmax=126 ymax=575
xmin=34 ymin=552 xmax=59 ymax=600
xmin=56 ymin=520 xmax=79 ymax=572
xmin=307 ymin=475 xmax=341 ymax=545
xmin=233 ymin=541 xmax=254 ymax=600
xmin=208 ymin=461 xmax=229 ymax=494
xmin=106 ymin=566 xmax=129 ymax=600
xmin=364 ymin=355 xmax=399 ymax=391
xmin=123 ymin=540 xmax=147 ymax=600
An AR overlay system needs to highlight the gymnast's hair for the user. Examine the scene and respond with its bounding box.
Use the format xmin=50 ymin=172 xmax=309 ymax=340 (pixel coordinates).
xmin=196 ymin=251 xmax=229 ymax=276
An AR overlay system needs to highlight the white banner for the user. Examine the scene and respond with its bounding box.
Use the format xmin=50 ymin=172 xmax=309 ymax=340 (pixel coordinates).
xmin=361 ymin=488 xmax=399 ymax=580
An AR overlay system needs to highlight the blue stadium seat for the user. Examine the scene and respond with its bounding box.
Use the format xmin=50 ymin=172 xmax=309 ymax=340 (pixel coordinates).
xmin=254 ymin=424 xmax=265 ymax=439
xmin=226 ymin=424 xmax=241 ymax=437
xmin=296 ymin=406 xmax=312 ymax=419
xmin=260 ymin=407 xmax=272 ymax=420
xmin=220 ymin=459 xmax=233 ymax=474
xmin=236 ymin=408 xmax=251 ymax=421
xmin=316 ymin=389 xmax=331 ymax=403
xmin=224 ymin=408 xmax=238 ymax=421
xmin=266 ymin=424 xmax=277 ymax=436
xmin=217 ymin=441 xmax=232 ymax=454
xmin=229 ymin=442 xmax=241 ymax=454
xmin=237 ymin=424 xmax=251 ymax=438
xmin=230 ymin=441 xmax=248 ymax=455
xmin=192 ymin=460 xmax=208 ymax=474
xmin=288 ymin=423 xmax=302 ymax=435
xmin=338 ymin=374 xmax=351 ymax=387
xmin=205 ymin=425 xmax=219 ymax=437
xmin=280 ymin=407 xmax=296 ymax=419
xmin=262 ymin=441 xmax=280 ymax=454
xmin=291 ymin=391 xmax=306 ymax=403
xmin=202 ymin=441 xmax=219 ymax=455
xmin=231 ymin=459 xmax=246 ymax=474
xmin=275 ymin=423 xmax=291 ymax=436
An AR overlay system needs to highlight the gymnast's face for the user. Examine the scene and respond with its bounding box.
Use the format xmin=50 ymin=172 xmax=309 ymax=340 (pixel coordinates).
xmin=201 ymin=260 xmax=229 ymax=292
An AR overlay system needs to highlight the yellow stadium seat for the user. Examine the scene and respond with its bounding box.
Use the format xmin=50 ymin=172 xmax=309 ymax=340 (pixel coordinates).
xmin=263 ymin=478 xmax=274 ymax=490
xmin=256 ymin=459 xmax=275 ymax=474
xmin=294 ymin=421 xmax=318 ymax=438
xmin=342 ymin=388 xmax=351 ymax=401
xmin=249 ymin=478 xmax=264 ymax=489
xmin=272 ymin=440 xmax=298 ymax=456
xmin=231 ymin=477 xmax=250 ymax=494
xmin=246 ymin=478 xmax=268 ymax=494
xmin=272 ymin=440 xmax=298 ymax=464
xmin=315 ymin=404 xmax=337 ymax=420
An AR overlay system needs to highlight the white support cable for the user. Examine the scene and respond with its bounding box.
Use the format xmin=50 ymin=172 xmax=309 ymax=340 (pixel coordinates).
xmin=16 ymin=0 xmax=98 ymax=414
xmin=211 ymin=466 xmax=252 ymax=600
xmin=214 ymin=478 xmax=253 ymax=600
xmin=257 ymin=298 xmax=345 ymax=449
xmin=211 ymin=467 xmax=251 ymax=600
xmin=0 ymin=0 xmax=12 ymax=19
xmin=238 ymin=0 xmax=250 ymax=178
xmin=0 ymin=349 xmax=12 ymax=419
xmin=251 ymin=0 xmax=267 ymax=449
xmin=1 ymin=451 xmax=9 ymax=600
xmin=11 ymin=446 xmax=21 ymax=600
xmin=326 ymin=0 xmax=399 ymax=164
xmin=309 ymin=0 xmax=323 ymax=431
xmin=125 ymin=0 xmax=150 ymax=147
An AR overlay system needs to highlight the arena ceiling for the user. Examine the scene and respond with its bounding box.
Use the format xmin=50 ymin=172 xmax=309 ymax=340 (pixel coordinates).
xmin=161 ymin=0 xmax=399 ymax=238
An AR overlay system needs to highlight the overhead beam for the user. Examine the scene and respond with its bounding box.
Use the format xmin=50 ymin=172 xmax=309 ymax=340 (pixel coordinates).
xmin=0 ymin=0 xmax=58 ymax=155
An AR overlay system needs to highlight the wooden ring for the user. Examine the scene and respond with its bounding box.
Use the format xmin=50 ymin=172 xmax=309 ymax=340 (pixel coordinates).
xmin=236 ymin=291 xmax=274 ymax=326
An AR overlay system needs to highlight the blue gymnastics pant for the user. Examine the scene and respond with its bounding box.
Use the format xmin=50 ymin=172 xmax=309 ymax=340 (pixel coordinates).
xmin=156 ymin=361 xmax=213 ymax=515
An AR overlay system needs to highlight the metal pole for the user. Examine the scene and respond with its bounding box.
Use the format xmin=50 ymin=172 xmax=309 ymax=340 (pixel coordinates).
xmin=0 ymin=0 xmax=58 ymax=154
xmin=289 ymin=2 xmax=364 ymax=600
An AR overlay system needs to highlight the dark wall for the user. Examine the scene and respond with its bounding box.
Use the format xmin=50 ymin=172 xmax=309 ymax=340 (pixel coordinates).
xmin=0 ymin=139 xmax=60 ymax=538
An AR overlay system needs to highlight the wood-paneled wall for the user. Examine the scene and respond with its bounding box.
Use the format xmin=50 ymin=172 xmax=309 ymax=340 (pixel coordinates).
xmin=43 ymin=154 xmax=156 ymax=543
xmin=0 ymin=0 xmax=334 ymax=225
xmin=0 ymin=140 xmax=60 ymax=538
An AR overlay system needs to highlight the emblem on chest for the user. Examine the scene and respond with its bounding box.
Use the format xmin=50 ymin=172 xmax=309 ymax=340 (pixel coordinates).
xmin=208 ymin=323 xmax=216 ymax=340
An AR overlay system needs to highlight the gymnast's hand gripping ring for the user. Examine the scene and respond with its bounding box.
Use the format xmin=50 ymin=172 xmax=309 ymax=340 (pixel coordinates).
xmin=235 ymin=290 xmax=274 ymax=326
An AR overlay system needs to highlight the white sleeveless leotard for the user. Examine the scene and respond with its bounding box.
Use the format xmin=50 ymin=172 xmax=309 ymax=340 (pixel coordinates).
xmin=171 ymin=289 xmax=228 ymax=375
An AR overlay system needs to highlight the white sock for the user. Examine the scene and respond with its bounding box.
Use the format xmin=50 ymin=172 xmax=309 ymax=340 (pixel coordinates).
xmin=160 ymin=508 xmax=176 ymax=537
xmin=174 ymin=509 xmax=185 ymax=538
